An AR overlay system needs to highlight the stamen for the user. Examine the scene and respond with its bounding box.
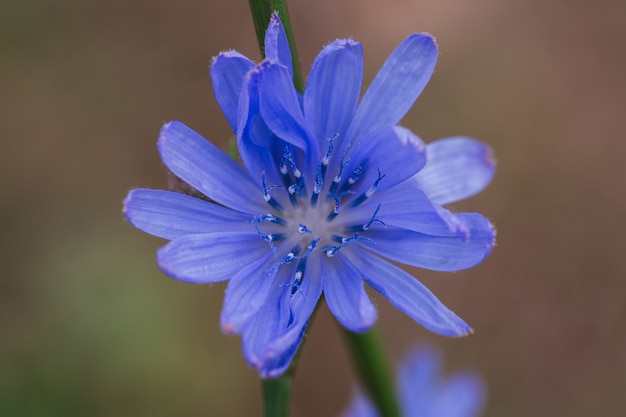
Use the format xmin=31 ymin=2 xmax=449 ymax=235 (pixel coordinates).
xmin=363 ymin=204 xmax=385 ymax=230
xmin=252 ymin=217 xmax=285 ymax=250
xmin=280 ymin=257 xmax=311 ymax=296
xmin=298 ymin=224 xmax=312 ymax=234
xmin=287 ymin=176 xmax=306 ymax=207
xmin=268 ymin=246 xmax=300 ymax=271
xmin=350 ymin=167 xmax=386 ymax=207
xmin=345 ymin=204 xmax=386 ymax=232
xmin=348 ymin=165 xmax=363 ymax=185
xmin=326 ymin=191 xmax=353 ymax=222
xmin=322 ymin=233 xmax=373 ymax=257
xmin=280 ymin=145 xmax=302 ymax=178
xmin=259 ymin=213 xmax=287 ymax=226
xmin=320 ymin=133 xmax=339 ymax=181
xmin=262 ymin=172 xmax=284 ymax=211
xmin=322 ymin=134 xmax=339 ymax=165
xmin=291 ymin=259 xmax=307 ymax=295
xmin=328 ymin=145 xmax=350 ymax=196
xmin=311 ymin=163 xmax=323 ymax=207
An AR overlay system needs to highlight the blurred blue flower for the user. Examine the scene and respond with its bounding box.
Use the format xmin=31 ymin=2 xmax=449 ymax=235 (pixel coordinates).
xmin=123 ymin=14 xmax=495 ymax=378
xmin=342 ymin=346 xmax=487 ymax=417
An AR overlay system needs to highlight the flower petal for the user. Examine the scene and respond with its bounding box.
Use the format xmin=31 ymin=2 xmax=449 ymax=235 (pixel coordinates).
xmin=123 ymin=189 xmax=251 ymax=240
xmin=236 ymin=67 xmax=283 ymax=185
xmin=156 ymin=232 xmax=267 ymax=283
xmin=344 ymin=183 xmax=457 ymax=236
xmin=257 ymin=62 xmax=319 ymax=161
xmin=210 ymin=51 xmax=255 ymax=132
xmin=431 ymin=372 xmax=487 ymax=417
xmin=259 ymin=252 xmax=323 ymax=377
xmin=346 ymin=34 xmax=437 ymax=143
xmin=360 ymin=213 xmax=495 ymax=272
xmin=264 ymin=12 xmax=293 ymax=79
xmin=341 ymin=391 xmax=379 ymax=417
xmin=322 ymin=255 xmax=377 ymax=332
xmin=304 ymin=38 xmax=363 ymax=144
xmin=412 ymin=137 xmax=495 ymax=205
xmin=344 ymin=250 xmax=471 ymax=337
xmin=157 ymin=121 xmax=266 ymax=213
xmin=398 ymin=347 xmax=441 ymax=414
xmin=343 ymin=126 xmax=426 ymax=199
xmin=220 ymin=251 xmax=281 ymax=335
xmin=240 ymin=279 xmax=293 ymax=377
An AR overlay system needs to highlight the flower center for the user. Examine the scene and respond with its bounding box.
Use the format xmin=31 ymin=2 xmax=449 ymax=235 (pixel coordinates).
xmin=251 ymin=136 xmax=386 ymax=288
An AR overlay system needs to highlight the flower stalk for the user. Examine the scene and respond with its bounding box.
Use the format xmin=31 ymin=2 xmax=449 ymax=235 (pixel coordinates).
xmin=262 ymin=365 xmax=295 ymax=417
xmin=248 ymin=2 xmax=306 ymax=416
xmin=342 ymin=327 xmax=403 ymax=417
xmin=248 ymin=0 xmax=304 ymax=92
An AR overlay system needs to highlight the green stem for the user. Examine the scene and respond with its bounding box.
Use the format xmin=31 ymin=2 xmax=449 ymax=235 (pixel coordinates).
xmin=248 ymin=2 xmax=307 ymax=415
xmin=247 ymin=0 xmax=305 ymax=92
xmin=342 ymin=327 xmax=403 ymax=417
xmin=261 ymin=359 xmax=296 ymax=417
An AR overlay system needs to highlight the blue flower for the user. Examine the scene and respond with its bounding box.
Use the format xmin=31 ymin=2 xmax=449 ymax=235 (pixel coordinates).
xmin=123 ymin=14 xmax=495 ymax=378
xmin=342 ymin=346 xmax=487 ymax=417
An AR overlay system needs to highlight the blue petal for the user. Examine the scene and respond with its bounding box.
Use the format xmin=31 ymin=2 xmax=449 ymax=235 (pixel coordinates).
xmin=428 ymin=372 xmax=487 ymax=417
xmin=344 ymin=250 xmax=472 ymax=337
xmin=156 ymin=232 xmax=267 ymax=283
xmin=220 ymin=251 xmax=280 ymax=334
xmin=322 ymin=255 xmax=377 ymax=332
xmin=123 ymin=189 xmax=251 ymax=240
xmin=240 ymin=279 xmax=293 ymax=376
xmin=341 ymin=391 xmax=379 ymax=417
xmin=346 ymin=34 xmax=437 ymax=144
xmin=264 ymin=13 xmax=293 ymax=79
xmin=158 ymin=121 xmax=267 ymax=214
xmin=210 ymin=51 xmax=255 ymax=132
xmin=255 ymin=327 xmax=305 ymax=379
xmin=359 ymin=213 xmax=495 ymax=272
xmin=261 ymin=252 xmax=323 ymax=376
xmin=240 ymin=252 xmax=323 ymax=378
xmin=236 ymin=68 xmax=283 ymax=185
xmin=398 ymin=346 xmax=442 ymax=414
xmin=344 ymin=126 xmax=426 ymax=199
xmin=412 ymin=137 xmax=495 ymax=205
xmin=431 ymin=373 xmax=486 ymax=417
xmin=304 ymin=38 xmax=363 ymax=145
xmin=257 ymin=62 xmax=319 ymax=162
xmin=344 ymin=182 xmax=457 ymax=236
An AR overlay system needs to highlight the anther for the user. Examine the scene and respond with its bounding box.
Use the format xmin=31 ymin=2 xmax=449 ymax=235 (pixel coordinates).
xmin=259 ymin=213 xmax=287 ymax=225
xmin=350 ymin=167 xmax=386 ymax=207
xmin=320 ymin=133 xmax=339 ymax=181
xmin=363 ymin=204 xmax=385 ymax=231
xmin=298 ymin=224 xmax=312 ymax=234
xmin=326 ymin=191 xmax=353 ymax=222
xmin=280 ymin=145 xmax=302 ymax=178
xmin=262 ymin=172 xmax=284 ymax=211
xmin=311 ymin=163 xmax=323 ymax=207
xmin=328 ymin=145 xmax=350 ymax=197
xmin=288 ymin=258 xmax=308 ymax=296
xmin=252 ymin=218 xmax=285 ymax=250
xmin=322 ymin=233 xmax=373 ymax=257
xmin=348 ymin=165 xmax=363 ymax=185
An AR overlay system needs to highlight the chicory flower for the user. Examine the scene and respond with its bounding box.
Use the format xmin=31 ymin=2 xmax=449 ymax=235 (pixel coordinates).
xmin=342 ymin=346 xmax=487 ymax=417
xmin=123 ymin=14 xmax=495 ymax=378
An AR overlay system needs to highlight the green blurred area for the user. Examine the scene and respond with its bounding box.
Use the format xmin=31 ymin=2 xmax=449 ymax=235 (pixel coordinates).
xmin=2 ymin=1 xmax=626 ymax=416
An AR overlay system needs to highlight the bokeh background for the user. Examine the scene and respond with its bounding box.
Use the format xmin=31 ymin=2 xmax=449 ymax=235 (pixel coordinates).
xmin=2 ymin=0 xmax=625 ymax=416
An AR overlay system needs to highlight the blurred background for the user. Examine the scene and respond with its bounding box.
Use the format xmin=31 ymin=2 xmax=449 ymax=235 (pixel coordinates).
xmin=2 ymin=0 xmax=625 ymax=416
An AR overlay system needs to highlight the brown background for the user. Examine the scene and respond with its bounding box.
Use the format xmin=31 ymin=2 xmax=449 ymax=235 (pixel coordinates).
xmin=2 ymin=1 xmax=625 ymax=416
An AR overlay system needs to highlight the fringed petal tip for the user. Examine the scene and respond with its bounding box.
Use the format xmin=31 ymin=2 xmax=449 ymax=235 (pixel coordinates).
xmin=414 ymin=31 xmax=437 ymax=44
xmin=211 ymin=49 xmax=245 ymax=63
xmin=455 ymin=325 xmax=474 ymax=338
